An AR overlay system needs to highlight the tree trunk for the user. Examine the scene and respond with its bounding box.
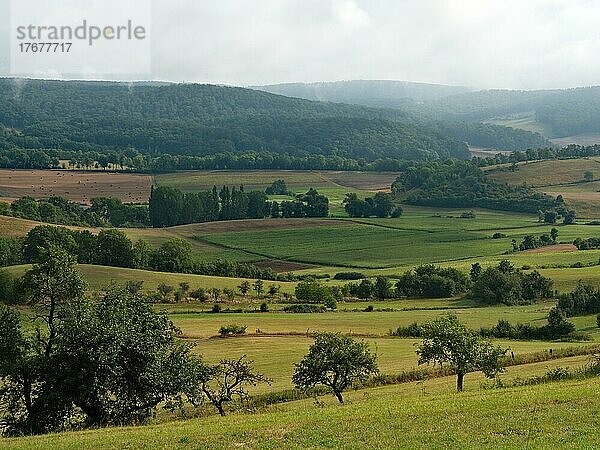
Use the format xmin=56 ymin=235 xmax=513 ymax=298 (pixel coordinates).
xmin=216 ymin=402 xmax=226 ymax=416
xmin=456 ymin=372 xmax=464 ymax=392
xmin=334 ymin=390 xmax=344 ymax=404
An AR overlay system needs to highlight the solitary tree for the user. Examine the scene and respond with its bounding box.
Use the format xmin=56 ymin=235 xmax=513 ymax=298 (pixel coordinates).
xmin=253 ymin=279 xmax=264 ymax=298
xmin=293 ymin=333 xmax=378 ymax=403
xmin=197 ymin=356 xmax=270 ymax=416
xmin=417 ymin=315 xmax=506 ymax=392
xmin=238 ymin=281 xmax=251 ymax=297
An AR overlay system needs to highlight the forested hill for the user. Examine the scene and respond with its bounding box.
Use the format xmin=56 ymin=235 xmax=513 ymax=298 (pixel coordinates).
xmin=251 ymin=80 xmax=473 ymax=105
xmin=251 ymin=80 xmax=549 ymax=150
xmin=0 ymin=78 xmax=470 ymax=162
xmin=427 ymin=87 xmax=600 ymax=138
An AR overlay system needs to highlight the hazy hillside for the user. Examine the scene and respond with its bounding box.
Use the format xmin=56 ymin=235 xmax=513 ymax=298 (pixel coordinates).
xmin=251 ymin=80 xmax=550 ymax=150
xmin=429 ymin=87 xmax=600 ymax=139
xmin=0 ymin=78 xmax=471 ymax=161
xmin=252 ymin=80 xmax=473 ymax=106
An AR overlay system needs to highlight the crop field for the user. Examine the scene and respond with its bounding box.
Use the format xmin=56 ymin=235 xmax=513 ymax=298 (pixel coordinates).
xmin=154 ymin=170 xmax=398 ymax=192
xmin=0 ymin=169 xmax=152 ymax=204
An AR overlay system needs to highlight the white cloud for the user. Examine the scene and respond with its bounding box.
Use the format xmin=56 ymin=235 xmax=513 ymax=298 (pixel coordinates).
xmin=6 ymin=0 xmax=600 ymax=89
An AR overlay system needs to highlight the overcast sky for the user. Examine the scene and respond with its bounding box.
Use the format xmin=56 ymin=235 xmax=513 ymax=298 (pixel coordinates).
xmin=3 ymin=0 xmax=600 ymax=89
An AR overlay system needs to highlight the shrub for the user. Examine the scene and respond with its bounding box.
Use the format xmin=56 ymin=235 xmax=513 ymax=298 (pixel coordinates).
xmin=190 ymin=287 xmax=208 ymax=302
xmin=219 ymin=324 xmax=247 ymax=336
xmin=283 ymin=304 xmax=326 ymax=313
xmin=333 ymin=272 xmax=366 ymax=280
xmin=390 ymin=322 xmax=425 ymax=337
xmin=211 ymin=304 xmax=222 ymax=313
xmin=260 ymin=302 xmax=269 ymax=312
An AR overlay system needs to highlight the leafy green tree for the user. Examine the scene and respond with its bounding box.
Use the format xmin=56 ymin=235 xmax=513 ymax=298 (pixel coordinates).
xmin=543 ymin=210 xmax=558 ymax=224
xmin=416 ymin=315 xmax=506 ymax=392
xmin=22 ymin=226 xmax=78 ymax=263
xmin=209 ymin=288 xmax=221 ymax=302
xmin=562 ymin=209 xmax=576 ymax=225
xmin=295 ymin=280 xmax=333 ymax=304
xmin=372 ymin=192 xmax=394 ymax=218
xmin=157 ymin=283 xmax=175 ymax=302
xmin=131 ymin=239 xmax=153 ymax=269
xmin=96 ymin=229 xmax=134 ymax=267
xmin=150 ymin=238 xmax=195 ymax=273
xmin=52 ymin=286 xmax=199 ymax=427
xmin=471 ymin=266 xmax=522 ymax=305
xmin=253 ymin=279 xmax=264 ymax=298
xmin=196 ymin=356 xmax=270 ymax=416
xmin=354 ymin=279 xmax=373 ymax=299
xmin=550 ymin=227 xmax=559 ymax=243
xmin=238 ymin=281 xmax=251 ymax=297
xmin=19 ymin=248 xmax=87 ymax=357
xmin=267 ymin=284 xmax=280 ymax=298
xmin=470 ymin=263 xmax=482 ymax=281
xmin=293 ymin=333 xmax=378 ymax=403
xmin=373 ymin=276 xmax=393 ymax=300
xmin=0 ymin=237 xmax=23 ymax=267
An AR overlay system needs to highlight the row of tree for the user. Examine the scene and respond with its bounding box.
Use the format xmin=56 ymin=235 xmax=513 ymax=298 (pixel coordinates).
xmin=0 ymin=195 xmax=149 ymax=227
xmin=342 ymin=192 xmax=401 ymax=218
xmin=149 ymin=186 xmax=329 ymax=227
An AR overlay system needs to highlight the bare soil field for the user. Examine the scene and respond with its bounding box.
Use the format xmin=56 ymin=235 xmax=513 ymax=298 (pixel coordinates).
xmin=523 ymin=243 xmax=577 ymax=254
xmin=0 ymin=169 xmax=153 ymax=204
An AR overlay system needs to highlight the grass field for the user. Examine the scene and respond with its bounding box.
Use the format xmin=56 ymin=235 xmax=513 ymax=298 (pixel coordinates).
xmin=4 ymin=368 xmax=600 ymax=449
xmin=486 ymin=112 xmax=553 ymax=136
xmin=0 ymin=169 xmax=152 ymax=204
xmin=487 ymin=158 xmax=600 ymax=218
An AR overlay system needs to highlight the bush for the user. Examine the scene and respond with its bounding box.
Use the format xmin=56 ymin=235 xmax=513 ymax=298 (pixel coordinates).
xmin=332 ymin=272 xmax=366 ymax=280
xmin=491 ymin=232 xmax=507 ymax=239
xmin=219 ymin=324 xmax=247 ymax=336
xmin=211 ymin=304 xmax=222 ymax=313
xmin=260 ymin=302 xmax=269 ymax=312
xmin=190 ymin=287 xmax=208 ymax=302
xmin=396 ymin=265 xmax=469 ymax=298
xmin=390 ymin=322 xmax=425 ymax=337
xmin=295 ymin=280 xmax=333 ymax=304
xmin=283 ymin=304 xmax=326 ymax=313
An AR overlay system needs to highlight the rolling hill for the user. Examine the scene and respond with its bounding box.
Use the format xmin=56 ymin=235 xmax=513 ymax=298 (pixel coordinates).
xmin=0 ymin=78 xmax=471 ymax=162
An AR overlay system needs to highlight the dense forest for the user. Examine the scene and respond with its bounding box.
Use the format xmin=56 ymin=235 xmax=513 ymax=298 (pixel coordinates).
xmin=0 ymin=78 xmax=471 ymax=164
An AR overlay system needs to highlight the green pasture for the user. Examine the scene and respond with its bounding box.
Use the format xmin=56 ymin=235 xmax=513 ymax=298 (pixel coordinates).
xmin=171 ymin=301 xmax=559 ymax=339
xmin=5 ymin=363 xmax=600 ymax=449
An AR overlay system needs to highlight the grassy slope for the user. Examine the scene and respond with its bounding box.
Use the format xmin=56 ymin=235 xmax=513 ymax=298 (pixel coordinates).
xmin=487 ymin=158 xmax=600 ymax=218
xmin=4 ymin=374 xmax=600 ymax=449
xmin=4 ymin=264 xmax=298 ymax=294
